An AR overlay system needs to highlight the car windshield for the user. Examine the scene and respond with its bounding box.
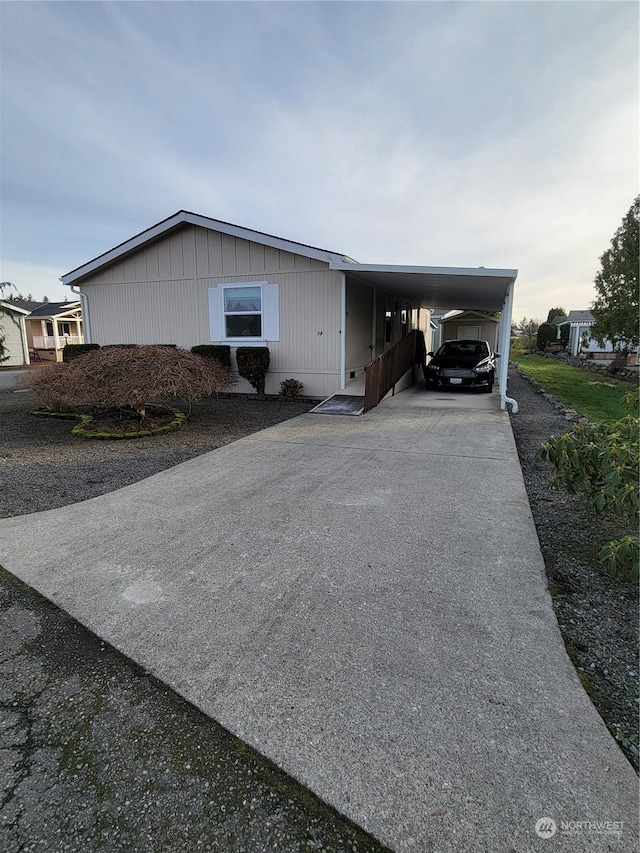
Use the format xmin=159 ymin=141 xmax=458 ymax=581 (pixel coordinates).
xmin=438 ymin=341 xmax=489 ymax=359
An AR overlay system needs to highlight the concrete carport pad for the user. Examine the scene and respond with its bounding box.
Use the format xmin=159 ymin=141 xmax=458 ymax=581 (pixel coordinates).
xmin=0 ymin=387 xmax=637 ymax=852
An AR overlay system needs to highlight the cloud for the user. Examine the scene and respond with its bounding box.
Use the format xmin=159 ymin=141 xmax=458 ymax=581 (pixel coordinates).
xmin=0 ymin=0 xmax=637 ymax=318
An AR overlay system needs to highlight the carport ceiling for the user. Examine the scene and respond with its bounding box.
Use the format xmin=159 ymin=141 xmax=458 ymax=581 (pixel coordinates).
xmin=330 ymin=263 xmax=518 ymax=311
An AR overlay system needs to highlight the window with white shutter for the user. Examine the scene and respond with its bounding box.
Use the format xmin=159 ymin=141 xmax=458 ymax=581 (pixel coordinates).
xmin=208 ymin=281 xmax=279 ymax=343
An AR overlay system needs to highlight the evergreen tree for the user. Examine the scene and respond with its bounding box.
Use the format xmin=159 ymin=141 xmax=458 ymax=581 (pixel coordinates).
xmin=592 ymin=196 xmax=639 ymax=352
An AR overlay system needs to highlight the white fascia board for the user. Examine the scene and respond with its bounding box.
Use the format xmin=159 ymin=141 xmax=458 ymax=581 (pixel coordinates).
xmin=182 ymin=213 xmax=347 ymax=264
xmin=0 ymin=301 xmax=30 ymax=315
xmin=330 ymin=261 xmax=518 ymax=280
xmin=61 ymin=210 xmax=349 ymax=286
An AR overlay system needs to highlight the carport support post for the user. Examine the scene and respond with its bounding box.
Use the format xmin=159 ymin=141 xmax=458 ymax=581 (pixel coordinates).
xmin=339 ymin=273 xmax=346 ymax=389
xmin=498 ymin=280 xmax=518 ymax=413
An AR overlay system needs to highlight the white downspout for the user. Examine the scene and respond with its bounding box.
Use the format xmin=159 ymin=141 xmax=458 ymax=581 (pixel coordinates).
xmin=340 ymin=273 xmax=346 ymax=389
xmin=19 ymin=315 xmax=30 ymax=364
xmin=69 ymin=284 xmax=90 ymax=344
xmin=499 ymin=279 xmax=518 ymax=413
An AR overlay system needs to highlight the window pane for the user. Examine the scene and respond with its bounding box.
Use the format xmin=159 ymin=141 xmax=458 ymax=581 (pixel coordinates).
xmin=225 ymin=314 xmax=262 ymax=338
xmin=224 ymin=286 xmax=261 ymax=313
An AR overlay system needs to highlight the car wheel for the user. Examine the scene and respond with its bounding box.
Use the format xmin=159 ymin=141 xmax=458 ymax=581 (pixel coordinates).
xmin=483 ymin=375 xmax=494 ymax=393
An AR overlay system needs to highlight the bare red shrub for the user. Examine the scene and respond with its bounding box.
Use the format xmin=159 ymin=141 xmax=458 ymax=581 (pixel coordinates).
xmin=23 ymin=346 xmax=236 ymax=418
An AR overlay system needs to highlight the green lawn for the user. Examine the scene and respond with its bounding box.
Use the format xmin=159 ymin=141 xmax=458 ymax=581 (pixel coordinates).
xmin=511 ymin=354 xmax=636 ymax=423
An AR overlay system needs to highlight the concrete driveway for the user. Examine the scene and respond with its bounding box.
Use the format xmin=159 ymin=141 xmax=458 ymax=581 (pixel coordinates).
xmin=0 ymin=369 xmax=29 ymax=391
xmin=0 ymin=386 xmax=637 ymax=851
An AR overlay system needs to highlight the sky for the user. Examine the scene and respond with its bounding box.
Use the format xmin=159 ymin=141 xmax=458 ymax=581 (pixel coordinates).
xmin=0 ymin=0 xmax=638 ymax=322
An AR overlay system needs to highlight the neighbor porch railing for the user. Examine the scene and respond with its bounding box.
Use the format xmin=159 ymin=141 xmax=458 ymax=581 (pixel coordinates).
xmin=32 ymin=335 xmax=84 ymax=349
xmin=363 ymin=329 xmax=426 ymax=413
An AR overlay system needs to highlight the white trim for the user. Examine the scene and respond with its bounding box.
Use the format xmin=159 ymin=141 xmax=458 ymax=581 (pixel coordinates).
xmin=498 ymin=281 xmax=518 ymax=413
xmin=330 ymin=261 xmax=518 ymax=279
xmin=0 ymin=301 xmax=31 ymax=316
xmin=62 ymin=211 xmax=349 ymax=286
xmin=340 ymin=273 xmax=346 ymax=389
xmin=209 ymin=280 xmax=279 ymax=343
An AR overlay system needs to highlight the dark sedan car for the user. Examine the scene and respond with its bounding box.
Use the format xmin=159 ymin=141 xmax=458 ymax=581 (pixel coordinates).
xmin=424 ymin=339 xmax=498 ymax=392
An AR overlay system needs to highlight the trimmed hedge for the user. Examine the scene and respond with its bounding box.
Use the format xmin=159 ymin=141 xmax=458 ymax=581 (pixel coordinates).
xmin=191 ymin=344 xmax=232 ymax=368
xmin=236 ymin=347 xmax=270 ymax=395
xmin=62 ymin=343 xmax=100 ymax=362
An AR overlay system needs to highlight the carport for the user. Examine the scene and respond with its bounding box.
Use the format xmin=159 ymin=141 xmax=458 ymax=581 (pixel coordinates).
xmin=329 ymin=261 xmax=518 ymax=412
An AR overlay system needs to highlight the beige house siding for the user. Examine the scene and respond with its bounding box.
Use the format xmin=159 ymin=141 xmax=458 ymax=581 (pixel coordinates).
xmin=81 ymin=230 xmax=344 ymax=397
xmin=83 ymin=225 xmax=328 ymax=285
xmin=345 ymin=278 xmax=374 ymax=378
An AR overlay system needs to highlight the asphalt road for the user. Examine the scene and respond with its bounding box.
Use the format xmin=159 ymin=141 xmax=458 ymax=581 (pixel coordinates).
xmin=0 ymin=568 xmax=388 ymax=853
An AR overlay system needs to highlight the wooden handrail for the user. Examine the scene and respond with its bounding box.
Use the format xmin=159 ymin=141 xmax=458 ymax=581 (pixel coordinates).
xmin=363 ymin=330 xmax=426 ymax=413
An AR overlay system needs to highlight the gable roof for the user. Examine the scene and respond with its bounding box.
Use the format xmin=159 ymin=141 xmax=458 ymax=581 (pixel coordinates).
xmin=0 ymin=299 xmax=43 ymax=315
xmin=28 ymin=301 xmax=81 ymax=318
xmin=439 ymin=309 xmax=500 ymax=325
xmin=556 ymin=310 xmax=595 ymax=325
xmin=61 ymin=210 xmax=355 ymax=287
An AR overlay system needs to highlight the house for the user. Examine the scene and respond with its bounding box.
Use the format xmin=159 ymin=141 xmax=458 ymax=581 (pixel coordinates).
xmin=553 ymin=310 xmax=615 ymax=359
xmin=61 ymin=211 xmax=519 ymax=408
xmin=437 ymin=309 xmax=501 ymax=351
xmin=0 ymin=299 xmax=41 ymax=366
xmin=25 ymin=302 xmax=84 ymax=362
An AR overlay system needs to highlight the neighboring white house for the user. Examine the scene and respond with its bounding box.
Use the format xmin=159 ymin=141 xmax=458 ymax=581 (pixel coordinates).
xmin=0 ymin=299 xmax=37 ymax=365
xmin=25 ymin=301 xmax=84 ymax=362
xmin=554 ymin=310 xmax=615 ymax=358
xmin=61 ymin=211 xmax=519 ymax=406
xmin=0 ymin=299 xmax=84 ymax=365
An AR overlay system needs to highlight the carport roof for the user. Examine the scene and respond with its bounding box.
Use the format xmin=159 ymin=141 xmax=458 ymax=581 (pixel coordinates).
xmin=330 ymin=262 xmax=518 ymax=311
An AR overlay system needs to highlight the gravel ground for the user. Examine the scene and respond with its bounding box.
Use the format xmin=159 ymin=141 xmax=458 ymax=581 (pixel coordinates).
xmin=0 ymin=393 xmax=315 ymax=518
xmin=508 ymin=368 xmax=639 ymax=772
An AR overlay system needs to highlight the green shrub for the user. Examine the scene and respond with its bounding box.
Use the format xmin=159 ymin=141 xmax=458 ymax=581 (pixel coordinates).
xmin=236 ymin=347 xmax=270 ymax=396
xmin=191 ymin=344 xmax=232 ymax=368
xmin=538 ymin=395 xmax=639 ymax=579
xmin=599 ymin=536 xmax=639 ymax=582
xmin=279 ymin=378 xmax=304 ymax=399
xmin=62 ymin=343 xmax=100 ymax=362
xmin=537 ymin=322 xmax=558 ymax=351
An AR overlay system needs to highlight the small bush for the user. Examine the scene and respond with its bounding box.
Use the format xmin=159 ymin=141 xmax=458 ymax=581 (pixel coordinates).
xmin=191 ymin=345 xmax=232 ymax=368
xmin=24 ymin=345 xmax=236 ymax=419
xmin=599 ymin=536 xmax=639 ymax=582
xmin=236 ymin=347 xmax=270 ymax=396
xmin=62 ymin=343 xmax=100 ymax=362
xmin=279 ymin=378 xmax=304 ymax=399
xmin=538 ymin=392 xmax=639 ymax=580
xmin=537 ymin=322 xmax=558 ymax=351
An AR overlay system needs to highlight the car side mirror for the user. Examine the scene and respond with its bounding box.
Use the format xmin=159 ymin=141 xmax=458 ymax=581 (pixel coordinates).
xmin=494 ymin=352 xmax=501 ymax=358
xmin=427 ymin=351 xmax=434 ymax=357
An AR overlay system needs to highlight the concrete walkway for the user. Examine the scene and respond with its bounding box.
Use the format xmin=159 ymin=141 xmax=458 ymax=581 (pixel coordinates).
xmin=0 ymin=387 xmax=637 ymax=851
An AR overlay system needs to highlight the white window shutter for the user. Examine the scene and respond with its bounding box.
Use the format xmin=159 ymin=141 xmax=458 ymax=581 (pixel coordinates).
xmin=263 ymin=283 xmax=280 ymax=341
xmin=208 ymin=286 xmax=224 ymax=341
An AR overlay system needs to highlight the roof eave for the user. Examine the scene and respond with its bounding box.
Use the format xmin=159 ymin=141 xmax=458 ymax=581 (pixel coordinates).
xmin=330 ymin=261 xmax=518 ymax=280
xmin=0 ymin=301 xmax=31 ymax=315
xmin=61 ymin=211 xmax=351 ymax=287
